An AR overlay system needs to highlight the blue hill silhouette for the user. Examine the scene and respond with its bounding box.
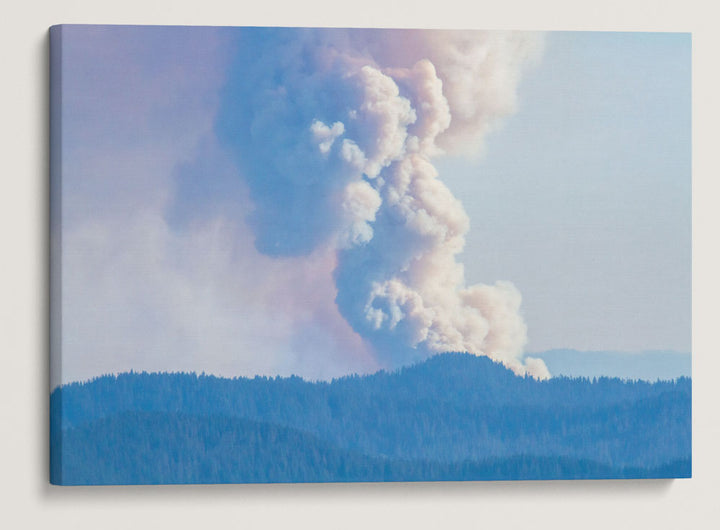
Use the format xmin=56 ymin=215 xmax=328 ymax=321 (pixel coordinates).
xmin=51 ymin=353 xmax=691 ymax=484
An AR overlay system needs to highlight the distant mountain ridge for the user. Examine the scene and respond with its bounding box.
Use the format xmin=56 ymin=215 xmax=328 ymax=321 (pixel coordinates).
xmin=531 ymin=349 xmax=691 ymax=381
xmin=51 ymin=353 xmax=691 ymax=484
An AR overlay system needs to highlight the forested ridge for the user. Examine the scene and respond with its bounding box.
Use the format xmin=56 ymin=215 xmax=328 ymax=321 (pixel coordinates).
xmin=51 ymin=353 xmax=691 ymax=484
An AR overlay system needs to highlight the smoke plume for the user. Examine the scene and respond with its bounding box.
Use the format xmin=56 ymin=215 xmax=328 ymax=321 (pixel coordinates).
xmin=217 ymin=28 xmax=549 ymax=379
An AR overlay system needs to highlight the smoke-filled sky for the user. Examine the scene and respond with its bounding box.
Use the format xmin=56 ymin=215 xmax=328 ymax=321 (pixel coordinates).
xmin=52 ymin=26 xmax=690 ymax=387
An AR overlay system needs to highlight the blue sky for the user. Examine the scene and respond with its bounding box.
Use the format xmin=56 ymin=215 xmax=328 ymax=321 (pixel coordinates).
xmin=436 ymin=31 xmax=691 ymax=354
xmin=54 ymin=27 xmax=691 ymax=386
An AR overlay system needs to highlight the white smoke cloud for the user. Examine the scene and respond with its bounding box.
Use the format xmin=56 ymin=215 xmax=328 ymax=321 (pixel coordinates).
xmin=523 ymin=357 xmax=552 ymax=380
xmin=310 ymin=120 xmax=345 ymax=156
xmin=339 ymin=179 xmax=382 ymax=247
xmin=218 ymin=28 xmax=549 ymax=377
xmin=341 ymin=29 xmax=545 ymax=154
xmin=60 ymin=27 xmax=549 ymax=386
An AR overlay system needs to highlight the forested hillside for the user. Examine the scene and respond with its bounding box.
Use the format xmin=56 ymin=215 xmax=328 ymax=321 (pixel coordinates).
xmin=51 ymin=353 xmax=691 ymax=484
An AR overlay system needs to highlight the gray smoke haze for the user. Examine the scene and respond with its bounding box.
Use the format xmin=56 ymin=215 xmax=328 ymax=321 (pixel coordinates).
xmin=217 ymin=28 xmax=549 ymax=378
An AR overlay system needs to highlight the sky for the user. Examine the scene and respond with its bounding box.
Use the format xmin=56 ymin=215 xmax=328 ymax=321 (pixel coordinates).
xmin=436 ymin=31 xmax=691 ymax=354
xmin=52 ymin=26 xmax=691 ymax=387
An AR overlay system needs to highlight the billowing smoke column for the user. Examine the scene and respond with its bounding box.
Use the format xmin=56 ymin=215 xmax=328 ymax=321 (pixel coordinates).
xmin=216 ymin=28 xmax=550 ymax=379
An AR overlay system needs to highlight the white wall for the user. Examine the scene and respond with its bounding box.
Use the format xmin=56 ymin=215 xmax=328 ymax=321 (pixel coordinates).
xmin=2 ymin=1 xmax=719 ymax=528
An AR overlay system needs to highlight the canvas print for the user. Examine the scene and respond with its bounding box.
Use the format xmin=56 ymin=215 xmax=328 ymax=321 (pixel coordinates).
xmin=49 ymin=25 xmax=691 ymax=485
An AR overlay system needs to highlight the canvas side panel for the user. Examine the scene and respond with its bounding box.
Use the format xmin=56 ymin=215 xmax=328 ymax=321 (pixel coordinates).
xmin=49 ymin=24 xmax=64 ymax=486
